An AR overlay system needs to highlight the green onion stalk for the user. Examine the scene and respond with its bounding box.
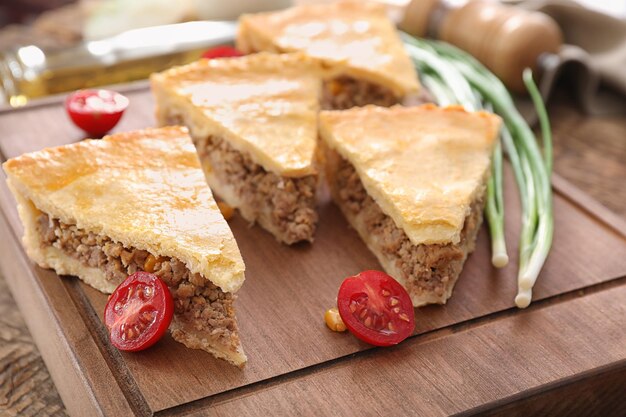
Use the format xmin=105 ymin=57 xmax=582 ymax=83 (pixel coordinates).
xmin=401 ymin=34 xmax=553 ymax=308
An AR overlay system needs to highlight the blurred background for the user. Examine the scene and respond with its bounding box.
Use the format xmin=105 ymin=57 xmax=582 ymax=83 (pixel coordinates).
xmin=1 ymin=0 xmax=623 ymax=49
xmin=0 ymin=0 xmax=624 ymax=109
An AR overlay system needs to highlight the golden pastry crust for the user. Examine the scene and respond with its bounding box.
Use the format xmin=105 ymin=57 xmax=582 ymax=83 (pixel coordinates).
xmin=2 ymin=126 xmax=245 ymax=293
xmin=151 ymin=52 xmax=326 ymax=177
xmin=319 ymin=105 xmax=501 ymax=245
xmin=237 ymin=0 xmax=420 ymax=97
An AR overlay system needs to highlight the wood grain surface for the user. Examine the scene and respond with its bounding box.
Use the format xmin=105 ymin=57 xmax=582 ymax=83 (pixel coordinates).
xmin=0 ymin=86 xmax=625 ymax=416
xmin=0 ymin=268 xmax=66 ymax=417
xmin=196 ymin=284 xmax=626 ymax=416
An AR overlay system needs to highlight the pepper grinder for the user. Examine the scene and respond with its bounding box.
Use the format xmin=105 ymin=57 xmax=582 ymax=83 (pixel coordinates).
xmin=400 ymin=0 xmax=563 ymax=93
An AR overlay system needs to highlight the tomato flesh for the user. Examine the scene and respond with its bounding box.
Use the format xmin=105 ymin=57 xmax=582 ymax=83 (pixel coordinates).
xmin=337 ymin=270 xmax=415 ymax=346
xmin=104 ymin=272 xmax=173 ymax=352
xmin=201 ymin=45 xmax=243 ymax=59
xmin=65 ymin=89 xmax=129 ymax=136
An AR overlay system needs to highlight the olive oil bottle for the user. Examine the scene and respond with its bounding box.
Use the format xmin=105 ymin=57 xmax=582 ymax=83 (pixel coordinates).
xmin=0 ymin=21 xmax=236 ymax=107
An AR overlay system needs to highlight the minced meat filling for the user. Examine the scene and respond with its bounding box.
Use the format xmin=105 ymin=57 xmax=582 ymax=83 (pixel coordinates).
xmin=194 ymin=133 xmax=318 ymax=243
xmin=334 ymin=156 xmax=484 ymax=298
xmin=36 ymin=213 xmax=238 ymax=343
xmin=321 ymin=76 xmax=400 ymax=110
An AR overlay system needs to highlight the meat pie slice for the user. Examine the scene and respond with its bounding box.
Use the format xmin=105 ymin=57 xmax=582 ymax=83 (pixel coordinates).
xmin=319 ymin=105 xmax=501 ymax=306
xmin=3 ymin=127 xmax=247 ymax=366
xmin=237 ymin=0 xmax=420 ymax=109
xmin=151 ymin=53 xmax=325 ymax=244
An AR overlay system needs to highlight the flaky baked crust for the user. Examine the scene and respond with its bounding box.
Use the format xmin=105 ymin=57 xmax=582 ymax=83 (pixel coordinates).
xmin=2 ymin=126 xmax=245 ymax=294
xmin=151 ymin=52 xmax=325 ymax=177
xmin=324 ymin=146 xmax=484 ymax=306
xmin=237 ymin=0 xmax=420 ymax=98
xmin=319 ymin=105 xmax=500 ymax=245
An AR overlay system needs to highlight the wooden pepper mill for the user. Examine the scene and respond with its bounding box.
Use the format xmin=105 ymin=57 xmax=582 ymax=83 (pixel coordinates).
xmin=400 ymin=0 xmax=563 ymax=93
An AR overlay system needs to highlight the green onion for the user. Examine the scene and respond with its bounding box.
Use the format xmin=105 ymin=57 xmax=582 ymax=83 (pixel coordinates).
xmin=516 ymin=69 xmax=554 ymax=307
xmin=401 ymin=34 xmax=554 ymax=308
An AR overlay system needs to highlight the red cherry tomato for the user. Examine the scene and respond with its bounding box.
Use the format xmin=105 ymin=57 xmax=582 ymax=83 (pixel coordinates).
xmin=65 ymin=89 xmax=129 ymax=136
xmin=201 ymin=45 xmax=243 ymax=59
xmin=337 ymin=270 xmax=415 ymax=346
xmin=104 ymin=272 xmax=173 ymax=352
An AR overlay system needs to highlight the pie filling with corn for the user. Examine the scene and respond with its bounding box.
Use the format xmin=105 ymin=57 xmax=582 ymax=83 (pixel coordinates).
xmin=151 ymin=52 xmax=325 ymax=244
xmin=237 ymin=0 xmax=420 ymax=110
xmin=2 ymin=127 xmax=247 ymax=366
xmin=319 ymin=105 xmax=501 ymax=306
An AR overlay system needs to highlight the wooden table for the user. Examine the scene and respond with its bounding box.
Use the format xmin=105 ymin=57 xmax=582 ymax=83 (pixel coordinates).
xmin=0 ymin=88 xmax=625 ymax=416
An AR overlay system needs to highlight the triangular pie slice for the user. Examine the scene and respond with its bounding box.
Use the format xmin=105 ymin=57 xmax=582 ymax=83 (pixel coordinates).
xmin=3 ymin=127 xmax=247 ymax=366
xmin=319 ymin=105 xmax=501 ymax=306
xmin=151 ymin=52 xmax=326 ymax=244
xmin=237 ymin=0 xmax=421 ymax=109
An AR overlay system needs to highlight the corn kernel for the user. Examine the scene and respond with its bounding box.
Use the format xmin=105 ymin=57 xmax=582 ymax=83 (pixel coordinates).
xmin=143 ymin=254 xmax=158 ymax=273
xmin=217 ymin=201 xmax=235 ymax=221
xmin=324 ymin=307 xmax=346 ymax=332
xmin=329 ymin=80 xmax=343 ymax=95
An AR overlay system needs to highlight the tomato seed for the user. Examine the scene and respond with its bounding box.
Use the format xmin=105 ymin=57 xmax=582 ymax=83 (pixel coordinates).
xmin=399 ymin=313 xmax=410 ymax=322
xmin=144 ymin=286 xmax=154 ymax=298
xmin=389 ymin=297 xmax=399 ymax=307
xmin=393 ymin=307 xmax=400 ymax=314
xmin=364 ymin=317 xmax=372 ymax=328
xmin=381 ymin=289 xmax=390 ymax=297
xmin=141 ymin=310 xmax=156 ymax=323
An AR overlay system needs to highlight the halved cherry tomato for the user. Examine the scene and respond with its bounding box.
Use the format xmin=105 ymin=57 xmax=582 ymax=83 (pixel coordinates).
xmin=104 ymin=272 xmax=173 ymax=352
xmin=337 ymin=270 xmax=415 ymax=346
xmin=65 ymin=89 xmax=129 ymax=136
xmin=201 ymin=45 xmax=243 ymax=59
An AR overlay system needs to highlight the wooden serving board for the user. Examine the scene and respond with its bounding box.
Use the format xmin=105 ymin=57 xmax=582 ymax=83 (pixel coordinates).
xmin=1 ymin=84 xmax=625 ymax=416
